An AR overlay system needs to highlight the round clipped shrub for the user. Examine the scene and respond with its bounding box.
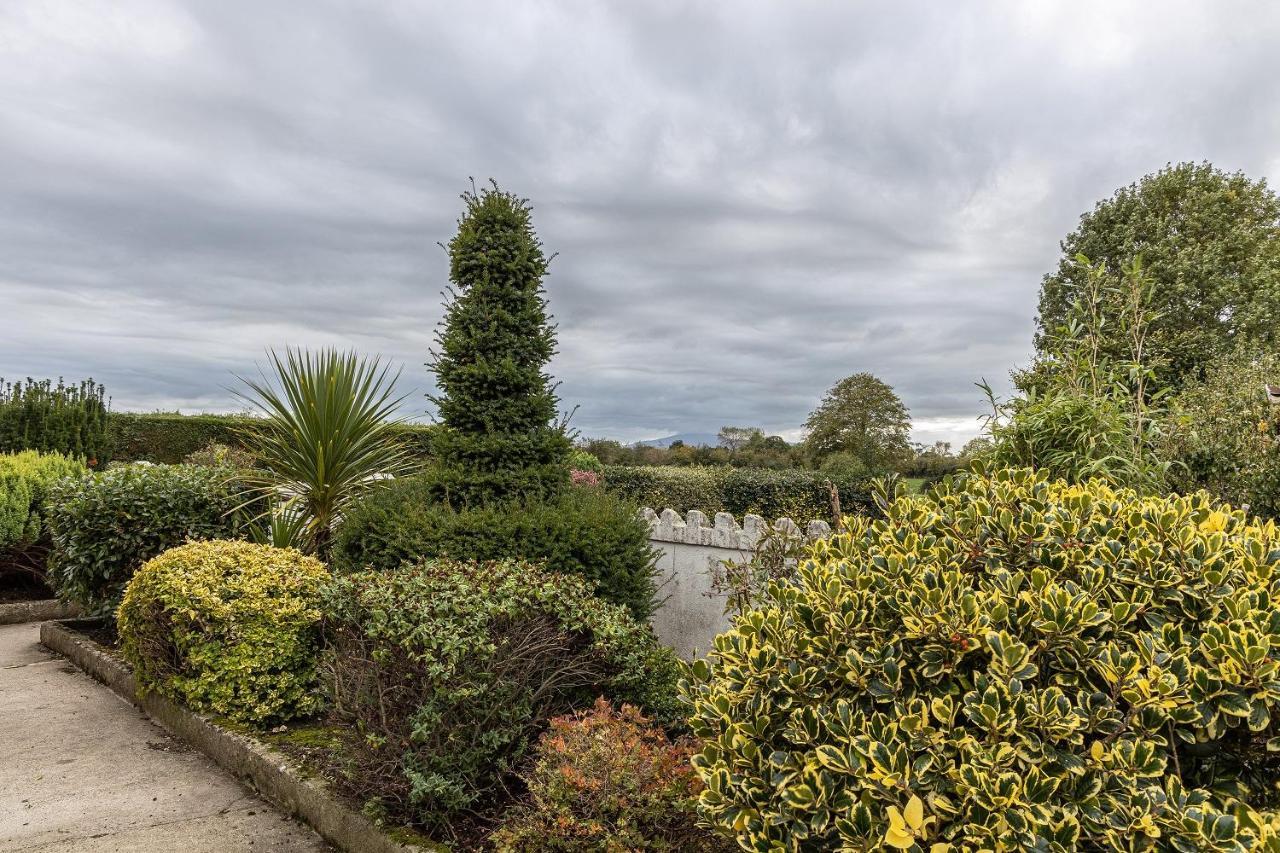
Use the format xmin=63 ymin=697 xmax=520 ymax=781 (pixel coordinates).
xmin=491 ymin=697 xmax=733 ymax=852
xmin=118 ymin=540 xmax=328 ymax=726
xmin=321 ymin=559 xmax=683 ymax=830
xmin=685 ymin=468 xmax=1280 ymax=851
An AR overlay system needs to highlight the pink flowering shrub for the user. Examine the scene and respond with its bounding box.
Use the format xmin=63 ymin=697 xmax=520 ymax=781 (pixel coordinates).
xmin=570 ymin=469 xmax=601 ymax=488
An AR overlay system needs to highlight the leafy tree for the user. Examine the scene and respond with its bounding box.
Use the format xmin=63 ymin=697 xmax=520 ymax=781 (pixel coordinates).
xmin=717 ymin=426 xmax=762 ymax=452
xmin=429 ymin=182 xmax=572 ymax=503
xmin=1036 ymin=162 xmax=1280 ymax=392
xmin=802 ymin=373 xmax=911 ymax=473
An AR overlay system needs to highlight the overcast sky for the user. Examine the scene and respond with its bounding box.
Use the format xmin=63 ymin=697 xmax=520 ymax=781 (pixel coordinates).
xmin=3 ymin=2 xmax=1279 ymax=446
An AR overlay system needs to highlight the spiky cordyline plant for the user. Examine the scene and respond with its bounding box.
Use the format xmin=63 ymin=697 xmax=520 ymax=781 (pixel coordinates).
xmin=236 ymin=348 xmax=417 ymax=560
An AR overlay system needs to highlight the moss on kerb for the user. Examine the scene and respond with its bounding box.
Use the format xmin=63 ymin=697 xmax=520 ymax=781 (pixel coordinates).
xmin=639 ymin=506 xmax=831 ymax=549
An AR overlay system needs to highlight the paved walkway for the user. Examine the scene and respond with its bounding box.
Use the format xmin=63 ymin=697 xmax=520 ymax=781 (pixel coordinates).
xmin=0 ymin=623 xmax=331 ymax=852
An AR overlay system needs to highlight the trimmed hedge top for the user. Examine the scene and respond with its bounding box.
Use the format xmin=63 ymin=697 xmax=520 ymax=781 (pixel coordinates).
xmin=107 ymin=412 xmax=437 ymax=464
xmin=686 ymin=468 xmax=1280 ymax=850
xmin=602 ymin=465 xmax=874 ymax=522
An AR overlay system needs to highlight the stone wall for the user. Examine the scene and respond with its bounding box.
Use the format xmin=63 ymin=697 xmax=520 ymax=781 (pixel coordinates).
xmin=643 ymin=507 xmax=831 ymax=658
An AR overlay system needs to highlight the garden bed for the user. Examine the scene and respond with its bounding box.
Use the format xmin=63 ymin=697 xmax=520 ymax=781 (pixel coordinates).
xmin=40 ymin=618 xmax=442 ymax=853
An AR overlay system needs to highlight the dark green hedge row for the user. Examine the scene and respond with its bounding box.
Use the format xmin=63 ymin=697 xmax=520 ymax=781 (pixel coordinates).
xmin=107 ymin=412 xmax=436 ymax=464
xmin=601 ymin=465 xmax=874 ymax=521
xmin=331 ymin=472 xmax=659 ymax=621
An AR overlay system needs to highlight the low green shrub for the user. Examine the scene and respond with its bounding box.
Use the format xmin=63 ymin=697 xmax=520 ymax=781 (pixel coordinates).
xmin=183 ymin=441 xmax=259 ymax=469
xmin=118 ymin=540 xmax=328 ymax=725
xmin=320 ymin=559 xmax=682 ymax=831
xmin=602 ymin=465 xmax=873 ymax=522
xmin=46 ymin=463 xmax=246 ymax=614
xmin=686 ymin=468 xmax=1280 ymax=850
xmin=331 ymin=473 xmax=659 ymax=621
xmin=0 ymin=451 xmax=85 ymax=587
xmin=0 ymin=378 xmax=110 ymax=463
xmin=568 ymin=448 xmax=604 ymax=473
xmin=491 ymin=697 xmax=732 ymax=852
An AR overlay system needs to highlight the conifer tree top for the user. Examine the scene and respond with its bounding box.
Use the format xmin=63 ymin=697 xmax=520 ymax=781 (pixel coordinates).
xmin=427 ymin=182 xmax=570 ymax=503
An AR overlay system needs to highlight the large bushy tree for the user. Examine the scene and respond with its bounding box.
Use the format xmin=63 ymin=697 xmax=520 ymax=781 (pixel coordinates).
xmin=1036 ymin=162 xmax=1280 ymax=391
xmin=803 ymin=372 xmax=911 ymax=473
xmin=429 ymin=182 xmax=571 ymax=503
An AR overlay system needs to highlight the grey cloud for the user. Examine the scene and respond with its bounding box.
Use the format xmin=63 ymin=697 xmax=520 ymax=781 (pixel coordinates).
xmin=3 ymin=0 xmax=1280 ymax=447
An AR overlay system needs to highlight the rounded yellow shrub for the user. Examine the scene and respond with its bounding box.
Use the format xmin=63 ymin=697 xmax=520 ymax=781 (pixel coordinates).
xmin=118 ymin=540 xmax=328 ymax=725
xmin=685 ymin=468 xmax=1280 ymax=851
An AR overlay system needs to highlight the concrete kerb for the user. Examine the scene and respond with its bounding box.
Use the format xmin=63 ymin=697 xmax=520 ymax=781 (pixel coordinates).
xmin=0 ymin=597 xmax=78 ymax=625
xmin=40 ymin=619 xmax=438 ymax=853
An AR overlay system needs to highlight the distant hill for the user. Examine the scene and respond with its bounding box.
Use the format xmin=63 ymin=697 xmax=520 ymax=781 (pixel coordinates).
xmin=636 ymin=432 xmax=719 ymax=448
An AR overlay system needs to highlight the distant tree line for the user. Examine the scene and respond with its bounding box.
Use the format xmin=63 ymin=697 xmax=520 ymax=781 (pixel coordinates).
xmin=582 ymin=372 xmax=979 ymax=481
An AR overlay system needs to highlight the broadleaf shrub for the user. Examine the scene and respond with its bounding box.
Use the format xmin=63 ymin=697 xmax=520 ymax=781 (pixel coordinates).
xmin=0 ymin=451 xmax=85 ymax=587
xmin=320 ymin=559 xmax=683 ymax=830
xmin=686 ymin=468 xmax=1280 ymax=850
xmin=46 ymin=463 xmax=246 ymax=614
xmin=602 ymin=465 xmax=873 ymax=522
xmin=331 ymin=472 xmax=659 ymax=620
xmin=491 ymin=697 xmax=732 ymax=852
xmin=117 ymin=540 xmax=328 ymax=725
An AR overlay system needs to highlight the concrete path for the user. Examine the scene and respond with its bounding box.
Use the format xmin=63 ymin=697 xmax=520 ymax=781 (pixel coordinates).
xmin=0 ymin=623 xmax=332 ymax=852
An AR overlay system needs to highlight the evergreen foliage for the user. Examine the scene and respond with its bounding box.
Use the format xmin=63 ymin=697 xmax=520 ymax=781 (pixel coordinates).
xmin=46 ymin=463 xmax=245 ymax=614
xmin=118 ymin=540 xmax=328 ymax=725
xmin=331 ymin=471 xmax=660 ymax=620
xmin=428 ymin=182 xmax=571 ymax=504
xmin=0 ymin=450 xmax=86 ymax=587
xmin=320 ymin=559 xmax=682 ymax=831
xmin=687 ymin=468 xmax=1280 ymax=850
xmin=0 ymin=378 xmax=110 ymax=464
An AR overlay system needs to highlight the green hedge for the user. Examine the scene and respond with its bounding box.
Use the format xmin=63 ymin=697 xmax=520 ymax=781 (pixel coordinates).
xmin=107 ymin=412 xmax=437 ymax=464
xmin=601 ymin=465 xmax=874 ymax=521
xmin=46 ymin=463 xmax=247 ymax=614
xmin=108 ymin=413 xmax=252 ymax=463
xmin=332 ymin=472 xmax=660 ymax=620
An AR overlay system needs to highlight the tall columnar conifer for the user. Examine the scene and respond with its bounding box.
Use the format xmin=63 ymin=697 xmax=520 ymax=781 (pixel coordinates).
xmin=428 ymin=182 xmax=571 ymax=503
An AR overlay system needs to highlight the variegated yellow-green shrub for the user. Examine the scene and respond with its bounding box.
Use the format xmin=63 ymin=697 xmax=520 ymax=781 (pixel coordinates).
xmin=684 ymin=468 xmax=1280 ymax=851
xmin=118 ymin=540 xmax=328 ymax=725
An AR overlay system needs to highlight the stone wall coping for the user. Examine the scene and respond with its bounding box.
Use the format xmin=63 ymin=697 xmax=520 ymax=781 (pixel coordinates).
xmin=639 ymin=507 xmax=831 ymax=550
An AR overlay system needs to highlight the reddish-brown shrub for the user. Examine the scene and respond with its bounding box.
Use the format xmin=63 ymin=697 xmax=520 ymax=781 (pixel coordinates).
xmin=491 ymin=697 xmax=732 ymax=852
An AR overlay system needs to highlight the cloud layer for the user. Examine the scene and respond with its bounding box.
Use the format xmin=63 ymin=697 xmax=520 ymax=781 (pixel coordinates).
xmin=3 ymin=1 xmax=1279 ymax=446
